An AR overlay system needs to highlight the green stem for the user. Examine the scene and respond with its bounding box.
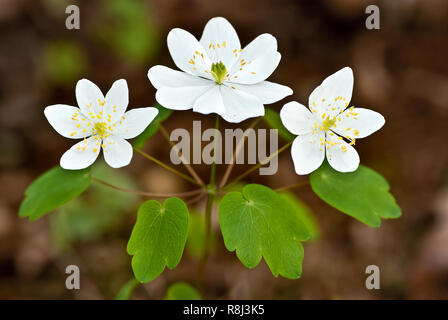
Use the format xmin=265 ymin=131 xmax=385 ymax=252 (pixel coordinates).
xmin=133 ymin=147 xmax=202 ymax=187
xmin=92 ymin=177 xmax=203 ymax=198
xmin=159 ymin=124 xmax=205 ymax=186
xmin=274 ymin=181 xmax=309 ymax=192
xmin=218 ymin=117 xmax=262 ymax=188
xmin=197 ymin=115 xmax=219 ymax=287
xmin=226 ymin=140 xmax=293 ymax=188
xmin=197 ymin=189 xmax=214 ymax=285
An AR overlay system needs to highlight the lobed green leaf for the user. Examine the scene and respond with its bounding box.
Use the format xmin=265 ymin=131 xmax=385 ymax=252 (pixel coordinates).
xmin=127 ymin=197 xmax=189 ymax=283
xmin=279 ymin=191 xmax=320 ymax=240
xmin=219 ymin=184 xmax=310 ymax=279
xmin=310 ymin=161 xmax=402 ymax=227
xmin=19 ymin=166 xmax=92 ymax=221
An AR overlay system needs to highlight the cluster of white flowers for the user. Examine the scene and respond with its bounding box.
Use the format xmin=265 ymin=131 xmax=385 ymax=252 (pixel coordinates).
xmin=45 ymin=17 xmax=384 ymax=175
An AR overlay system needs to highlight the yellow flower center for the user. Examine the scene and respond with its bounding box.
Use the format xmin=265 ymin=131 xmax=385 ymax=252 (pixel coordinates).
xmin=211 ymin=61 xmax=227 ymax=84
xmin=322 ymin=115 xmax=336 ymax=131
xmin=94 ymin=122 xmax=107 ymax=137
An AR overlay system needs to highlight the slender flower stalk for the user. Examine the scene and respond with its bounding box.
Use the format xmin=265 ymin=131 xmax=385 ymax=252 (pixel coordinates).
xmin=92 ymin=177 xmax=203 ymax=198
xmin=218 ymin=117 xmax=262 ymax=188
xmin=133 ymin=147 xmax=202 ymax=187
xmin=197 ymin=115 xmax=219 ymax=286
xmin=158 ymin=123 xmax=205 ymax=186
xmin=227 ymin=140 xmax=292 ymax=187
xmin=274 ymin=181 xmax=309 ymax=192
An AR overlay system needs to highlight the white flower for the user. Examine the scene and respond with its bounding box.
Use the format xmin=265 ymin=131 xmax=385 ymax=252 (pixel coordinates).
xmin=44 ymin=79 xmax=158 ymax=170
xmin=147 ymin=17 xmax=292 ymax=123
xmin=280 ymin=67 xmax=385 ymax=175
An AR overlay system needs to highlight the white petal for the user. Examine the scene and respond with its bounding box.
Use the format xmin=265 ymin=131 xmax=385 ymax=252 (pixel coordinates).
xmin=60 ymin=135 xmax=101 ymax=170
xmin=332 ymin=107 xmax=385 ymax=139
xmin=228 ymin=33 xmax=279 ymax=84
xmin=155 ymin=84 xmax=213 ymax=110
xmin=148 ymin=65 xmax=212 ymax=89
xmin=280 ymin=102 xmax=315 ymax=135
xmin=76 ymin=79 xmax=105 ymax=116
xmin=219 ymin=85 xmax=264 ymax=123
xmin=230 ymin=33 xmax=277 ymax=70
xmin=104 ymin=79 xmax=129 ymax=123
xmin=103 ymin=135 xmax=133 ymax=168
xmin=290 ymin=132 xmax=325 ymax=175
xmin=308 ymin=67 xmax=354 ymax=118
xmin=44 ymin=104 xmax=91 ymax=139
xmin=230 ymin=51 xmax=281 ymax=85
xmin=167 ymin=28 xmax=212 ymax=78
xmin=113 ymin=107 xmax=159 ymax=139
xmin=230 ymin=81 xmax=292 ymax=104
xmin=325 ymin=132 xmax=360 ymax=173
xmin=200 ymin=17 xmax=241 ymax=67
xmin=193 ymin=86 xmax=225 ymax=115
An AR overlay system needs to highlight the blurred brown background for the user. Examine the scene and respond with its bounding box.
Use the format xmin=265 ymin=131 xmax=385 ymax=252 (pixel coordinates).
xmin=0 ymin=0 xmax=447 ymax=299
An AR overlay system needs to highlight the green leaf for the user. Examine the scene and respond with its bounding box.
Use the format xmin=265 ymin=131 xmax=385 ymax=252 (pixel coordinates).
xmin=19 ymin=166 xmax=92 ymax=221
xmin=132 ymin=104 xmax=172 ymax=149
xmin=127 ymin=197 xmax=189 ymax=283
xmin=310 ymin=161 xmax=402 ymax=227
xmin=115 ymin=278 xmax=139 ymax=300
xmin=165 ymin=282 xmax=201 ymax=300
xmin=279 ymin=191 xmax=320 ymax=240
xmin=219 ymin=184 xmax=310 ymax=279
xmin=263 ymin=108 xmax=295 ymax=141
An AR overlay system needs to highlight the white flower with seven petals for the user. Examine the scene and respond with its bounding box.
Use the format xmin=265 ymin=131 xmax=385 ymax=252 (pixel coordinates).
xmin=280 ymin=67 xmax=385 ymax=175
xmin=44 ymin=79 xmax=158 ymax=170
xmin=148 ymin=17 xmax=292 ymax=123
